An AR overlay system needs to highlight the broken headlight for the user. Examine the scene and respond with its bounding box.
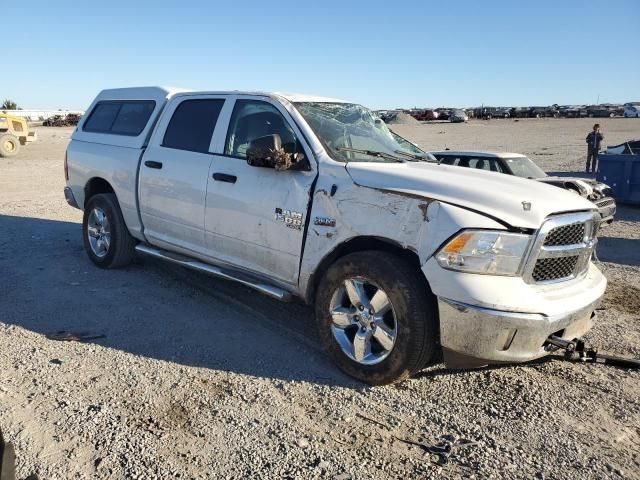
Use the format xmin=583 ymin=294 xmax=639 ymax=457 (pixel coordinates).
xmin=436 ymin=230 xmax=531 ymax=276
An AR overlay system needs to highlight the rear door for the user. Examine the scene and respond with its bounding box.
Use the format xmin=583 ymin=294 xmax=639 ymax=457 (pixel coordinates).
xmin=139 ymin=95 xmax=226 ymax=255
xmin=204 ymin=96 xmax=317 ymax=285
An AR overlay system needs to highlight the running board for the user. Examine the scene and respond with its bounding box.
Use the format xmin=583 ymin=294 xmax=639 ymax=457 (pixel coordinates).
xmin=135 ymin=244 xmax=291 ymax=301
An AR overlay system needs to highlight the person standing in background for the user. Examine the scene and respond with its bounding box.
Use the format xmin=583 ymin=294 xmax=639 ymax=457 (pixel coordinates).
xmin=586 ymin=124 xmax=604 ymax=173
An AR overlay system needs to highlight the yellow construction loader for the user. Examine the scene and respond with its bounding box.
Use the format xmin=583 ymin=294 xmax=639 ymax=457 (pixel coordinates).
xmin=0 ymin=113 xmax=37 ymax=157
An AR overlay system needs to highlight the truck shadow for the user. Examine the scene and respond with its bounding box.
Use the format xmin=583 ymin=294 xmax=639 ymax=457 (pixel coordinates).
xmin=0 ymin=214 xmax=360 ymax=388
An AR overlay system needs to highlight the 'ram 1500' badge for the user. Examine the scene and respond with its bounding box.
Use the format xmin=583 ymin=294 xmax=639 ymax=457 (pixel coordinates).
xmin=275 ymin=208 xmax=303 ymax=230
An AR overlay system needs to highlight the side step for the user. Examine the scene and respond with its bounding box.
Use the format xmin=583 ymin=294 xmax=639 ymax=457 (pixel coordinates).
xmin=135 ymin=244 xmax=291 ymax=301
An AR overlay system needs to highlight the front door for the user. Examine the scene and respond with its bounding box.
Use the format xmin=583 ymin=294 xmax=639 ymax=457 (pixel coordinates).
xmin=204 ymin=97 xmax=316 ymax=285
xmin=139 ymin=96 xmax=226 ymax=254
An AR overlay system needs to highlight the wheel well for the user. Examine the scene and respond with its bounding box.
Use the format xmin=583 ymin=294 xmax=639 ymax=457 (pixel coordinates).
xmin=84 ymin=178 xmax=114 ymax=207
xmin=305 ymin=236 xmax=423 ymax=303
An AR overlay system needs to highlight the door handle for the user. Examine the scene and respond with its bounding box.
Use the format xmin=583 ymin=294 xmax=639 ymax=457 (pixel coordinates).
xmin=212 ymin=173 xmax=237 ymax=184
xmin=144 ymin=160 xmax=163 ymax=169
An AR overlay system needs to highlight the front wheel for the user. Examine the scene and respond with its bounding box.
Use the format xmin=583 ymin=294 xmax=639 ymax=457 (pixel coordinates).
xmin=315 ymin=251 xmax=437 ymax=385
xmin=82 ymin=193 xmax=136 ymax=268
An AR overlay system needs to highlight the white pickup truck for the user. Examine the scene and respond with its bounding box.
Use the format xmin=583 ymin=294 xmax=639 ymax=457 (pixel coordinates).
xmin=64 ymin=87 xmax=606 ymax=384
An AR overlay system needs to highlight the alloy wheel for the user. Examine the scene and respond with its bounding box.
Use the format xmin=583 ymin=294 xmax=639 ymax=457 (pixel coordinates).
xmin=329 ymin=277 xmax=398 ymax=365
xmin=86 ymin=207 xmax=111 ymax=258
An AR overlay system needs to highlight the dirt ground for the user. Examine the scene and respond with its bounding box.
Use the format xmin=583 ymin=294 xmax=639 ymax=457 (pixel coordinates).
xmin=1 ymin=119 xmax=639 ymax=479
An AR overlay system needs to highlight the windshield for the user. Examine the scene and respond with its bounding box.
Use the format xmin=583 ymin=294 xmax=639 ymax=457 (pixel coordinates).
xmin=294 ymin=102 xmax=430 ymax=163
xmin=504 ymin=156 xmax=547 ymax=178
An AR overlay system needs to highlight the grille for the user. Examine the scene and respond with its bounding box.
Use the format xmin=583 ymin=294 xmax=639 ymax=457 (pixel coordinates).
xmin=543 ymin=223 xmax=585 ymax=246
xmin=532 ymin=256 xmax=579 ymax=282
xmin=596 ymin=198 xmax=615 ymax=208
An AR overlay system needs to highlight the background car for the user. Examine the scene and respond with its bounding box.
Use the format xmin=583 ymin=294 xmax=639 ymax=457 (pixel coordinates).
xmin=430 ymin=150 xmax=617 ymax=224
xmin=409 ymin=109 xmax=439 ymax=121
xmin=624 ymin=102 xmax=640 ymax=118
xmin=587 ymin=104 xmax=624 ymax=118
xmin=449 ymin=109 xmax=468 ymax=123
xmin=473 ymin=107 xmax=510 ymax=119
xmin=558 ymin=105 xmax=588 ymax=118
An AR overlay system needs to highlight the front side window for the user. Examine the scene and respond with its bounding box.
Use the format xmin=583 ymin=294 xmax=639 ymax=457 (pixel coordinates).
xmin=83 ymin=101 xmax=155 ymax=136
xmin=162 ymin=99 xmax=225 ymax=153
xmin=294 ymin=102 xmax=429 ymax=163
xmin=225 ymin=100 xmax=300 ymax=159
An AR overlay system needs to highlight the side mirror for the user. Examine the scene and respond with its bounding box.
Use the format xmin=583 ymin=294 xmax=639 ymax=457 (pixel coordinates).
xmin=246 ymin=134 xmax=310 ymax=171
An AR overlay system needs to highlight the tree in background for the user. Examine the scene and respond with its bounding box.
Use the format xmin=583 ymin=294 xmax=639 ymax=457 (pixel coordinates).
xmin=1 ymin=100 xmax=19 ymax=110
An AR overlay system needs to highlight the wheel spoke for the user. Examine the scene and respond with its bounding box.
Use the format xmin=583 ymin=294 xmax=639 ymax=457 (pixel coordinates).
xmin=87 ymin=226 xmax=100 ymax=238
xmin=372 ymin=322 xmax=395 ymax=351
xmin=331 ymin=306 xmax=353 ymax=328
xmin=344 ymin=279 xmax=369 ymax=309
xmin=370 ymin=289 xmax=391 ymax=316
xmin=95 ymin=209 xmax=105 ymax=226
xmin=353 ymin=329 xmax=370 ymax=362
xmin=102 ymin=235 xmax=111 ymax=251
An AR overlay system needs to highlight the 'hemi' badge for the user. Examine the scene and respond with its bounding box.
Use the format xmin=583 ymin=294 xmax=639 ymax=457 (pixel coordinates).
xmin=314 ymin=217 xmax=336 ymax=227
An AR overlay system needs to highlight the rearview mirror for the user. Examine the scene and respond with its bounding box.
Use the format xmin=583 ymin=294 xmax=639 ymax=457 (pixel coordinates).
xmin=246 ymin=135 xmax=310 ymax=171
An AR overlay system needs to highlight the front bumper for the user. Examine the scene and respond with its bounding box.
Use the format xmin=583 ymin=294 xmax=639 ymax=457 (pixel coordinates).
xmin=438 ymin=294 xmax=603 ymax=368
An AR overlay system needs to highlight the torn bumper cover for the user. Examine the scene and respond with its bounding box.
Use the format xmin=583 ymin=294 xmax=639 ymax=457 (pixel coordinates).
xmin=438 ymin=295 xmax=603 ymax=369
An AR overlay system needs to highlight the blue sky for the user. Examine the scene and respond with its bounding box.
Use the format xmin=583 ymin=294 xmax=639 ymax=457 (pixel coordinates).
xmin=3 ymin=0 xmax=638 ymax=110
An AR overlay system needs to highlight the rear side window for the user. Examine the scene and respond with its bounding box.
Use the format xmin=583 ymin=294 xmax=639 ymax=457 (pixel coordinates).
xmin=162 ymin=99 xmax=225 ymax=153
xmin=83 ymin=101 xmax=155 ymax=136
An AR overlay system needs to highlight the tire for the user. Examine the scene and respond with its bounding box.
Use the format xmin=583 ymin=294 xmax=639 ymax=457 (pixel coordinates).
xmin=0 ymin=134 xmax=20 ymax=158
xmin=82 ymin=193 xmax=136 ymax=268
xmin=315 ymin=251 xmax=437 ymax=385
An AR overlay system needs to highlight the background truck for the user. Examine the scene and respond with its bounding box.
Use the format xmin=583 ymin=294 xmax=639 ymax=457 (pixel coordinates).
xmin=65 ymin=87 xmax=606 ymax=384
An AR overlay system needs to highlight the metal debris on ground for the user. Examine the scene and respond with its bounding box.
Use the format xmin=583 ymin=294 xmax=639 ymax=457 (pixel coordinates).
xmin=394 ymin=436 xmax=481 ymax=466
xmin=45 ymin=331 xmax=106 ymax=342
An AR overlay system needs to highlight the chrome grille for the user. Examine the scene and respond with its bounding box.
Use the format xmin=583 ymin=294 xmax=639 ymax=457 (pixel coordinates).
xmin=596 ymin=198 xmax=615 ymax=208
xmin=532 ymin=256 xmax=579 ymax=282
xmin=523 ymin=212 xmax=598 ymax=284
xmin=543 ymin=223 xmax=585 ymax=246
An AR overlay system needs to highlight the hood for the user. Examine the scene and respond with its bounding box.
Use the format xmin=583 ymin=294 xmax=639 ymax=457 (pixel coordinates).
xmin=346 ymin=162 xmax=596 ymax=230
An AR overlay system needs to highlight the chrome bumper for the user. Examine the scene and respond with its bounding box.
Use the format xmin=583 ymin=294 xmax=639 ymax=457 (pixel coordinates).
xmin=438 ymin=295 xmax=603 ymax=369
xmin=64 ymin=186 xmax=80 ymax=209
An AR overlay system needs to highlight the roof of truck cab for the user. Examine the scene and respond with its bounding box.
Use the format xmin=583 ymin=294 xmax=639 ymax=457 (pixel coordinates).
xmin=430 ymin=150 xmax=527 ymax=159
xmin=174 ymin=91 xmax=349 ymax=103
xmin=94 ymin=87 xmax=348 ymax=104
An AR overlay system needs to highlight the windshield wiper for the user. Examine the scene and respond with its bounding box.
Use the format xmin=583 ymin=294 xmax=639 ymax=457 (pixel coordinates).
xmin=393 ymin=150 xmax=426 ymax=161
xmin=336 ymin=146 xmax=405 ymax=163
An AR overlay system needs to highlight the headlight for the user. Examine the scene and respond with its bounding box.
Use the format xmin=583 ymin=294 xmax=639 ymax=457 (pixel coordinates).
xmin=436 ymin=230 xmax=531 ymax=276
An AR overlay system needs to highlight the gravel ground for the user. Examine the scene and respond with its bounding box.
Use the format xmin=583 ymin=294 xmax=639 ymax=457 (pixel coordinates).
xmin=1 ymin=121 xmax=639 ymax=479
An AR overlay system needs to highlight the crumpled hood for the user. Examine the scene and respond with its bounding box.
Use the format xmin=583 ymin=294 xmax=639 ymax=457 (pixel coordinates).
xmin=346 ymin=162 xmax=596 ymax=229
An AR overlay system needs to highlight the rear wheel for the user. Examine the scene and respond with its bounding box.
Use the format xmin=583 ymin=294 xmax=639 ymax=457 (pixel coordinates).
xmin=0 ymin=134 xmax=19 ymax=158
xmin=83 ymin=193 xmax=136 ymax=268
xmin=315 ymin=251 xmax=437 ymax=385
